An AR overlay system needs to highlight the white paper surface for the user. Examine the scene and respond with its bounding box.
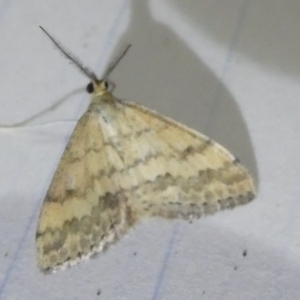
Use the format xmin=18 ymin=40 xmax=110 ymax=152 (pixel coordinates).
xmin=0 ymin=1 xmax=300 ymax=299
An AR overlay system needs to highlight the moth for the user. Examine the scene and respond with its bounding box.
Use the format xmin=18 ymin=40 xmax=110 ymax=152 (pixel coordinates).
xmin=36 ymin=27 xmax=255 ymax=272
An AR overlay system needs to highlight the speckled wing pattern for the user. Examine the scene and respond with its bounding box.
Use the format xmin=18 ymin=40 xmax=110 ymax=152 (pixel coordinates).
xmin=36 ymin=92 xmax=255 ymax=272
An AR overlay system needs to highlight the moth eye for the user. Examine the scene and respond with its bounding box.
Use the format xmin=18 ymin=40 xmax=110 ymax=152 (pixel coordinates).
xmin=86 ymin=82 xmax=94 ymax=93
xmin=104 ymin=81 xmax=109 ymax=89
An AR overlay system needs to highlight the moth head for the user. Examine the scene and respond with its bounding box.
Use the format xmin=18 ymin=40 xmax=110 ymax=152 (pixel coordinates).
xmin=86 ymin=80 xmax=109 ymax=96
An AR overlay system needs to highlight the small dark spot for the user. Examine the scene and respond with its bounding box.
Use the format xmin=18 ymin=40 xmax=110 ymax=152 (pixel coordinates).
xmin=202 ymin=290 xmax=206 ymax=295
xmin=243 ymin=250 xmax=247 ymax=257
xmin=234 ymin=266 xmax=238 ymax=270
xmin=104 ymin=81 xmax=109 ymax=89
xmin=97 ymin=289 xmax=101 ymax=296
xmin=4 ymin=252 xmax=8 ymax=257
xmin=185 ymin=146 xmax=193 ymax=153
xmin=86 ymin=82 xmax=94 ymax=93
xmin=133 ymin=252 xmax=137 ymax=256
xmin=206 ymin=139 xmax=213 ymax=146
xmin=77 ymin=251 xmax=82 ymax=258
xmin=233 ymin=157 xmax=241 ymax=164
xmin=182 ymin=146 xmax=194 ymax=158
xmin=36 ymin=231 xmax=42 ymax=239
xmin=90 ymin=244 xmax=94 ymax=250
xmin=65 ymin=188 xmax=77 ymax=198
xmin=100 ymin=192 xmax=121 ymax=210
xmin=66 ymin=256 xmax=71 ymax=261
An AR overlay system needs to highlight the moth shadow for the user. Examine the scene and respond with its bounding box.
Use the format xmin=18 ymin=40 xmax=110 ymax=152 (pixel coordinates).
xmin=107 ymin=0 xmax=259 ymax=187
xmin=169 ymin=0 xmax=300 ymax=78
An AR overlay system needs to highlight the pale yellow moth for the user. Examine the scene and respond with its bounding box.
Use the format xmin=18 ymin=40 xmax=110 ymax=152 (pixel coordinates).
xmin=36 ymin=27 xmax=256 ymax=272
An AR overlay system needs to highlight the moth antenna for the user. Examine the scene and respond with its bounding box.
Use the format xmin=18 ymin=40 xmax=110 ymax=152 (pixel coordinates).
xmin=102 ymin=44 xmax=131 ymax=80
xmin=39 ymin=26 xmax=98 ymax=82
